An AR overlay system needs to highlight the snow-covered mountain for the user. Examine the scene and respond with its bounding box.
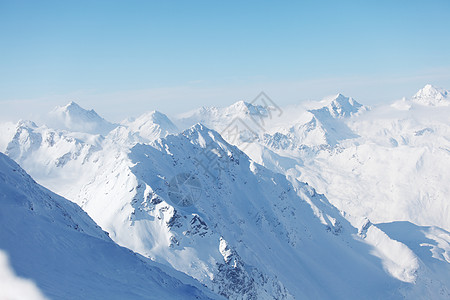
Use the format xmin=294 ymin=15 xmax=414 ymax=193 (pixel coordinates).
xmin=120 ymin=110 xmax=179 ymax=143
xmin=176 ymin=94 xmax=366 ymax=150
xmin=2 ymin=121 xmax=449 ymax=298
xmin=172 ymin=87 xmax=450 ymax=232
xmin=4 ymin=105 xmax=180 ymax=195
xmin=263 ymin=94 xmax=366 ymax=150
xmin=4 ymin=120 xmax=103 ymax=196
xmin=177 ymin=100 xmax=271 ymax=129
xmin=310 ymin=93 xmax=366 ymax=118
xmin=293 ymin=101 xmax=450 ymax=231
xmin=261 ymin=86 xmax=450 ymax=232
xmin=412 ymin=84 xmax=450 ymax=106
xmin=76 ymin=123 xmax=432 ymax=299
xmin=0 ymin=152 xmax=219 ymax=299
xmin=47 ymin=101 xmax=117 ymax=135
xmin=1 ymin=86 xmax=449 ymax=299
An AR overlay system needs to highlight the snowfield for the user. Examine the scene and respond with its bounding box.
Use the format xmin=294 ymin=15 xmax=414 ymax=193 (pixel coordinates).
xmin=0 ymin=153 xmax=220 ymax=299
xmin=1 ymin=84 xmax=449 ymax=299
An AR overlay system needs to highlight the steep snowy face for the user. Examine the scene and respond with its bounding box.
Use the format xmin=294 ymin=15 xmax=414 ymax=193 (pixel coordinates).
xmin=47 ymin=101 xmax=117 ymax=135
xmin=0 ymin=152 xmax=217 ymax=300
xmin=2 ymin=111 xmax=179 ymax=199
xmin=175 ymin=96 xmax=364 ymax=154
xmin=2 ymin=88 xmax=450 ymax=299
xmin=223 ymin=100 xmax=270 ymax=117
xmin=228 ymin=90 xmax=450 ymax=234
xmin=176 ymin=100 xmax=272 ymax=136
xmin=5 ymin=120 xmax=103 ymax=195
xmin=332 ymin=94 xmax=365 ymax=116
xmin=65 ymin=123 xmax=423 ymax=300
xmin=312 ymin=93 xmax=366 ymax=118
xmin=412 ymin=84 xmax=450 ymax=106
xmin=122 ymin=110 xmax=179 ymax=142
xmin=293 ymin=103 xmax=450 ymax=232
xmin=179 ymin=100 xmax=269 ymax=123
xmin=261 ymin=94 xmax=364 ymax=151
xmin=249 ymin=95 xmax=450 ymax=232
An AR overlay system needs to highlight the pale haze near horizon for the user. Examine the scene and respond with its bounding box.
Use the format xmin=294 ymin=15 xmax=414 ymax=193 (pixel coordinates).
xmin=1 ymin=0 xmax=449 ymax=123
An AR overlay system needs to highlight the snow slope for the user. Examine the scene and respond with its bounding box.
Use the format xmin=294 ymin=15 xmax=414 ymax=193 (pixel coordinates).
xmin=174 ymin=86 xmax=450 ymax=232
xmin=120 ymin=110 xmax=179 ymax=143
xmin=3 ymin=105 xmax=180 ymax=196
xmin=2 ymin=88 xmax=450 ymax=299
xmin=294 ymin=102 xmax=450 ymax=231
xmin=4 ymin=120 xmax=103 ymax=196
xmin=9 ymin=119 xmax=450 ymax=298
xmin=0 ymin=152 xmax=220 ymax=300
xmin=0 ymin=250 xmax=47 ymax=300
xmin=47 ymin=101 xmax=117 ymax=135
xmin=262 ymin=94 xmax=365 ymax=149
xmin=412 ymin=84 xmax=449 ymax=106
xmin=58 ymin=124 xmax=421 ymax=299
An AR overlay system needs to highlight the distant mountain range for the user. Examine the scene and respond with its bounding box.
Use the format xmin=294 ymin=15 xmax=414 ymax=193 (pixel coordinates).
xmin=1 ymin=84 xmax=449 ymax=299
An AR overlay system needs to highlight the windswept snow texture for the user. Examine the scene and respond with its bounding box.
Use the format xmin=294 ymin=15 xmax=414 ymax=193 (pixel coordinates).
xmin=1 ymin=88 xmax=450 ymax=299
xmin=175 ymin=86 xmax=450 ymax=232
xmin=3 ymin=120 xmax=446 ymax=299
xmin=27 ymin=124 xmax=411 ymax=299
xmin=0 ymin=153 xmax=219 ymax=300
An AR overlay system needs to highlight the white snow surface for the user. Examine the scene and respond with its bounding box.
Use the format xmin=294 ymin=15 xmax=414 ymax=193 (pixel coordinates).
xmin=120 ymin=110 xmax=178 ymax=142
xmin=412 ymin=84 xmax=450 ymax=106
xmin=0 ymin=250 xmax=47 ymax=300
xmin=0 ymin=152 xmax=220 ymax=300
xmin=173 ymin=86 xmax=450 ymax=232
xmin=1 ymin=85 xmax=450 ymax=299
xmin=47 ymin=101 xmax=117 ymax=135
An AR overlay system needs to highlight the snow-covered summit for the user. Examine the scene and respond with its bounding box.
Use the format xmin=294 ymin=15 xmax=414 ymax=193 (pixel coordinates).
xmin=412 ymin=84 xmax=450 ymax=106
xmin=123 ymin=110 xmax=178 ymax=142
xmin=224 ymin=100 xmax=269 ymax=117
xmin=2 ymin=86 xmax=450 ymax=299
xmin=176 ymin=100 xmax=271 ymax=130
xmin=261 ymin=94 xmax=364 ymax=150
xmin=0 ymin=152 xmax=217 ymax=299
xmin=48 ymin=101 xmax=117 ymax=135
xmin=81 ymin=123 xmax=419 ymax=299
xmin=312 ymin=93 xmax=366 ymax=118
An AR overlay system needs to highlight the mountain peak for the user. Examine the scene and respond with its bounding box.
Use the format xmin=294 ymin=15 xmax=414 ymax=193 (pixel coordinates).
xmin=65 ymin=100 xmax=81 ymax=108
xmin=230 ymin=100 xmax=250 ymax=109
xmin=182 ymin=123 xmax=228 ymax=147
xmin=143 ymin=110 xmax=173 ymax=123
xmin=17 ymin=119 xmax=38 ymax=128
xmin=314 ymin=93 xmax=365 ymax=118
xmin=225 ymin=100 xmax=269 ymax=117
xmin=0 ymin=152 xmax=216 ymax=299
xmin=48 ymin=102 xmax=116 ymax=135
xmin=412 ymin=84 xmax=449 ymax=106
xmin=184 ymin=123 xmax=218 ymax=139
xmin=123 ymin=110 xmax=178 ymax=142
xmin=58 ymin=101 xmax=96 ymax=115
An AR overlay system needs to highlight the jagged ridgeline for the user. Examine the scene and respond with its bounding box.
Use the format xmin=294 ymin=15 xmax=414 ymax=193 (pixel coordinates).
xmin=1 ymin=85 xmax=449 ymax=299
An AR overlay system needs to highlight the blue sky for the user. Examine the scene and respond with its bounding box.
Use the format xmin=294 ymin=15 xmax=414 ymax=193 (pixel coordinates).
xmin=1 ymin=0 xmax=449 ymax=121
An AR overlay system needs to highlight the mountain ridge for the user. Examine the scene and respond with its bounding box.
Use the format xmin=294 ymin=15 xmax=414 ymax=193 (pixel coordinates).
xmin=0 ymin=152 xmax=219 ymax=299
